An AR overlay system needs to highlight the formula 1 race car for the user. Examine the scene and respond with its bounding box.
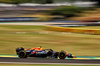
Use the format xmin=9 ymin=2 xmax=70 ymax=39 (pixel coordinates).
xmin=16 ymin=47 xmax=75 ymax=59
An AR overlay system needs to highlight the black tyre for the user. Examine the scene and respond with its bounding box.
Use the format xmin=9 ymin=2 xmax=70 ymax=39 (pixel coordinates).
xmin=18 ymin=50 xmax=27 ymax=58
xmin=58 ymin=50 xmax=66 ymax=59
xmin=16 ymin=47 xmax=24 ymax=55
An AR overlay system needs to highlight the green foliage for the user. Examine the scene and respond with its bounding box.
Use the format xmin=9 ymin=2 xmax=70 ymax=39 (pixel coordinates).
xmin=46 ymin=0 xmax=53 ymax=4
xmin=0 ymin=0 xmax=30 ymax=4
xmin=0 ymin=0 xmax=53 ymax=4
xmin=12 ymin=0 xmax=29 ymax=4
xmin=0 ymin=0 xmax=13 ymax=3
xmin=49 ymin=6 xmax=84 ymax=17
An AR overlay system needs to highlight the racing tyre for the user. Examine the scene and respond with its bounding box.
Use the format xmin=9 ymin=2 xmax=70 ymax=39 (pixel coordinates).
xmin=58 ymin=50 xmax=66 ymax=59
xmin=16 ymin=47 xmax=24 ymax=54
xmin=18 ymin=50 xmax=27 ymax=58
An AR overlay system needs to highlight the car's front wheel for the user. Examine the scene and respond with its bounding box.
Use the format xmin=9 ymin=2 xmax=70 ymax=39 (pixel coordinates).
xmin=58 ymin=50 xmax=66 ymax=59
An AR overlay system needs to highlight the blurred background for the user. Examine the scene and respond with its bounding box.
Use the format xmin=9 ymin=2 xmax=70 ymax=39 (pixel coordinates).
xmin=0 ymin=0 xmax=99 ymax=22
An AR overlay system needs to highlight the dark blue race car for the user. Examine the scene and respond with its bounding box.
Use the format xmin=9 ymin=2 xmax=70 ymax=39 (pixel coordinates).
xmin=16 ymin=47 xmax=75 ymax=59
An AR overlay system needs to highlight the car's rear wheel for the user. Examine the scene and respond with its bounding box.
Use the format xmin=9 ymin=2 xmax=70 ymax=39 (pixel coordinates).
xmin=58 ymin=50 xmax=66 ymax=59
xmin=16 ymin=47 xmax=24 ymax=55
xmin=18 ymin=50 xmax=27 ymax=58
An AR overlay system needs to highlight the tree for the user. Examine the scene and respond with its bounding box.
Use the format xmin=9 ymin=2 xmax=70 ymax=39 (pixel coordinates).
xmin=49 ymin=6 xmax=84 ymax=17
xmin=46 ymin=0 xmax=53 ymax=4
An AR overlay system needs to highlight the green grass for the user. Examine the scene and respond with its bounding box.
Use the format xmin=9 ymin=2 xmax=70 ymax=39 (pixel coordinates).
xmin=0 ymin=25 xmax=45 ymax=29
xmin=0 ymin=64 xmax=100 ymax=66
xmin=0 ymin=25 xmax=100 ymax=56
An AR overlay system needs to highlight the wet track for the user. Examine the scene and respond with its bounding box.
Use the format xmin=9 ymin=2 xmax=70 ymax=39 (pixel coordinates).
xmin=0 ymin=57 xmax=100 ymax=65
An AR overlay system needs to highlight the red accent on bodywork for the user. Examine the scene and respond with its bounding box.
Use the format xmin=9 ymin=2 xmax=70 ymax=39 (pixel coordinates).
xmin=31 ymin=52 xmax=33 ymax=54
xmin=66 ymin=54 xmax=68 ymax=56
xmin=27 ymin=49 xmax=30 ymax=51
xmin=31 ymin=52 xmax=35 ymax=54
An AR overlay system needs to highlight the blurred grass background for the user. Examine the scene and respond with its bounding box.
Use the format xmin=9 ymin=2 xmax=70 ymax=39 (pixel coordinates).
xmin=0 ymin=25 xmax=100 ymax=56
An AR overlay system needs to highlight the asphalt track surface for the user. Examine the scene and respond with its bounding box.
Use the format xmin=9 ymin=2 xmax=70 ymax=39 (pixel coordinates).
xmin=0 ymin=57 xmax=100 ymax=65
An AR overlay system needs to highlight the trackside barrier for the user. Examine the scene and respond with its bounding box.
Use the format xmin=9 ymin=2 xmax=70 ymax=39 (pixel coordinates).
xmin=46 ymin=26 xmax=100 ymax=35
